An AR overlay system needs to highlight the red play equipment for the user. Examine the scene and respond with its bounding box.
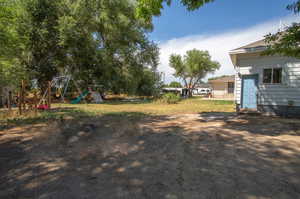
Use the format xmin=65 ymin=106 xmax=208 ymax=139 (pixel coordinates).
xmin=38 ymin=104 xmax=50 ymax=110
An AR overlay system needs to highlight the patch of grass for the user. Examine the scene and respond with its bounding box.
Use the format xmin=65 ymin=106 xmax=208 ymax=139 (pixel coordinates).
xmin=0 ymin=107 xmax=96 ymax=130
xmin=0 ymin=98 xmax=235 ymax=129
xmin=56 ymin=98 xmax=235 ymax=115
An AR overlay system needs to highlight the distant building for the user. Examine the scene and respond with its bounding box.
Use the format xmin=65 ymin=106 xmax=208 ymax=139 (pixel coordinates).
xmin=194 ymin=83 xmax=211 ymax=89
xmin=208 ymin=75 xmax=235 ymax=99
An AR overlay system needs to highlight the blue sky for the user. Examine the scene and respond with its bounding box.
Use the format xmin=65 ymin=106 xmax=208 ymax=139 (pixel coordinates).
xmin=149 ymin=0 xmax=299 ymax=83
xmin=150 ymin=0 xmax=295 ymax=42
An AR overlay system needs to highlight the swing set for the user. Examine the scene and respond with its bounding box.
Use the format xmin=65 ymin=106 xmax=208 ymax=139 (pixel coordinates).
xmin=3 ymin=75 xmax=100 ymax=115
xmin=38 ymin=75 xmax=88 ymax=109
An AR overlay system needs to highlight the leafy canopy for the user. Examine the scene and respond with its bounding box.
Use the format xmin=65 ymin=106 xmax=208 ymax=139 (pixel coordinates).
xmin=136 ymin=0 xmax=215 ymax=22
xmin=264 ymin=1 xmax=300 ymax=58
xmin=169 ymin=49 xmax=220 ymax=91
xmin=169 ymin=81 xmax=182 ymax=88
xmin=0 ymin=0 xmax=161 ymax=96
xmin=0 ymin=0 xmax=28 ymax=90
xmin=1 ymin=0 xmax=217 ymax=95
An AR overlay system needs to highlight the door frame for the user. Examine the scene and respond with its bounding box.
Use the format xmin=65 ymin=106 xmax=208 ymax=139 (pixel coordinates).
xmin=241 ymin=74 xmax=259 ymax=109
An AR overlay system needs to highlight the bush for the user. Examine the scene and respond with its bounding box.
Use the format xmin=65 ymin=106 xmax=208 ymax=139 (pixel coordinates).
xmin=161 ymin=93 xmax=181 ymax=104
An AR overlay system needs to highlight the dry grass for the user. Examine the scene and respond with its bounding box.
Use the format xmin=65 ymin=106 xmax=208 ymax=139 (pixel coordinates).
xmin=0 ymin=98 xmax=235 ymax=129
xmin=55 ymin=98 xmax=235 ymax=115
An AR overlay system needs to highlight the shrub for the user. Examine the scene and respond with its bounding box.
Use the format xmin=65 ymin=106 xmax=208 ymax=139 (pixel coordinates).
xmin=161 ymin=93 xmax=181 ymax=104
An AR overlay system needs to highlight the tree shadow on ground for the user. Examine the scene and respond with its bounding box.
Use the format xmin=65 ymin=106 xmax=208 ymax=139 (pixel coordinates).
xmin=1 ymin=112 xmax=300 ymax=199
xmin=198 ymin=111 xmax=300 ymax=136
xmin=0 ymin=107 xmax=93 ymax=131
xmin=102 ymin=98 xmax=154 ymax=105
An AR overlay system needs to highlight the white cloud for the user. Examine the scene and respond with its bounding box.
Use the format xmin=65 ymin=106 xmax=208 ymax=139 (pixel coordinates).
xmin=157 ymin=15 xmax=300 ymax=83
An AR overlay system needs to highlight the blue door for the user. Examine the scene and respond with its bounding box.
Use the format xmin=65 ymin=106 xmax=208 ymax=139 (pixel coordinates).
xmin=242 ymin=75 xmax=258 ymax=109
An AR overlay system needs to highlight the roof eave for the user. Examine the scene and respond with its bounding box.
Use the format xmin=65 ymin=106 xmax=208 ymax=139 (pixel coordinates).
xmin=229 ymin=47 xmax=267 ymax=55
xmin=229 ymin=47 xmax=267 ymax=67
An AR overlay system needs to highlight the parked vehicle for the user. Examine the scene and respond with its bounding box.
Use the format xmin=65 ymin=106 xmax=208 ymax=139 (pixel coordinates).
xmin=193 ymin=88 xmax=211 ymax=95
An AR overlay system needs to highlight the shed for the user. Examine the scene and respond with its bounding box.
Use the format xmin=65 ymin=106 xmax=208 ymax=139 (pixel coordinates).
xmin=208 ymin=75 xmax=235 ymax=99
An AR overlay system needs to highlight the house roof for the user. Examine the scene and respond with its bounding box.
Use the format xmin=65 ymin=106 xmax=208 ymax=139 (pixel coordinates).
xmin=208 ymin=75 xmax=235 ymax=83
xmin=194 ymin=83 xmax=211 ymax=88
xmin=229 ymin=38 xmax=270 ymax=67
xmin=232 ymin=39 xmax=268 ymax=51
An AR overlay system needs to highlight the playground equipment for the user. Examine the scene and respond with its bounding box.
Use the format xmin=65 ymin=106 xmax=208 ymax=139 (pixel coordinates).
xmin=71 ymin=90 xmax=89 ymax=104
xmin=14 ymin=80 xmax=40 ymax=115
xmin=38 ymin=76 xmax=71 ymax=106
xmin=2 ymin=75 xmax=104 ymax=115
xmin=90 ymin=91 xmax=103 ymax=103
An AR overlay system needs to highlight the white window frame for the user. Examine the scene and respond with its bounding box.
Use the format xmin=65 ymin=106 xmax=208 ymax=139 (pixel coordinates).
xmin=263 ymin=67 xmax=282 ymax=84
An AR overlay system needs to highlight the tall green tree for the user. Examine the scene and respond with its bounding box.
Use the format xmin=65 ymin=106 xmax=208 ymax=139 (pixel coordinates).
xmin=0 ymin=0 xmax=160 ymax=95
xmin=264 ymin=1 xmax=300 ymax=58
xmin=0 ymin=0 xmax=28 ymax=93
xmin=17 ymin=0 xmax=63 ymax=88
xmin=56 ymin=0 xmax=159 ymax=94
xmin=169 ymin=49 xmax=220 ymax=96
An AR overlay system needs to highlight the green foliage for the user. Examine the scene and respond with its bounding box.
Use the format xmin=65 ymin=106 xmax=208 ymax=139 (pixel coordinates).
xmin=0 ymin=0 xmax=160 ymax=95
xmin=169 ymin=49 xmax=220 ymax=94
xmin=136 ymin=69 xmax=163 ymax=96
xmin=287 ymin=0 xmax=300 ymax=13
xmin=264 ymin=23 xmax=300 ymax=58
xmin=136 ymin=0 xmax=214 ymax=22
xmin=1 ymin=0 xmax=216 ymax=96
xmin=161 ymin=93 xmax=181 ymax=104
xmin=0 ymin=0 xmax=20 ymax=57
xmin=169 ymin=81 xmax=182 ymax=88
xmin=264 ymin=1 xmax=300 ymax=58
xmin=0 ymin=0 xmax=28 ymax=92
xmin=19 ymin=0 xmax=62 ymax=86
xmin=0 ymin=60 xmax=28 ymax=89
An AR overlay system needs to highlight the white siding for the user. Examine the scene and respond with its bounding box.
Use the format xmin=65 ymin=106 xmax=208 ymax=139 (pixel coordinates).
xmin=235 ymin=74 xmax=242 ymax=104
xmin=235 ymin=55 xmax=300 ymax=106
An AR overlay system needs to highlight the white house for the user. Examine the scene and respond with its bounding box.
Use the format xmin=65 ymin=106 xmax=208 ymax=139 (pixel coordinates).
xmin=229 ymin=39 xmax=300 ymax=117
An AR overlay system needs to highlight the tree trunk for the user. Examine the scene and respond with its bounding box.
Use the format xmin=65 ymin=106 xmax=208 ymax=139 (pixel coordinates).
xmin=188 ymin=88 xmax=193 ymax=97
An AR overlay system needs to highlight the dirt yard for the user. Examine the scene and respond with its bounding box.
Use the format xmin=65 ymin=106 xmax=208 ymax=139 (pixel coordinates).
xmin=1 ymin=112 xmax=300 ymax=199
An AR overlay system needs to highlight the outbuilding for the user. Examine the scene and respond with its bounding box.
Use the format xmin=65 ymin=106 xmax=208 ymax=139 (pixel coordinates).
xmin=208 ymin=75 xmax=235 ymax=99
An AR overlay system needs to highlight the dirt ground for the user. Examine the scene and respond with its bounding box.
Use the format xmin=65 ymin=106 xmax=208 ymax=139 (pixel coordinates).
xmin=1 ymin=112 xmax=300 ymax=199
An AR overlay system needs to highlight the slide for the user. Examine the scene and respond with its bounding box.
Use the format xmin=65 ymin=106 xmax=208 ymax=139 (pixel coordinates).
xmin=71 ymin=90 xmax=89 ymax=104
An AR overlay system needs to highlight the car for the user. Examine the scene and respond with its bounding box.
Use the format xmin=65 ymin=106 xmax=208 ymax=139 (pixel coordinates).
xmin=196 ymin=88 xmax=211 ymax=95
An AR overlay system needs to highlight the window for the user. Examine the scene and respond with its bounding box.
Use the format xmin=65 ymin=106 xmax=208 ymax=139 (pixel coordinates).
xmin=263 ymin=68 xmax=282 ymax=84
xmin=273 ymin=68 xmax=282 ymax=83
xmin=263 ymin=69 xmax=272 ymax=83
xmin=228 ymin=82 xmax=234 ymax=93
